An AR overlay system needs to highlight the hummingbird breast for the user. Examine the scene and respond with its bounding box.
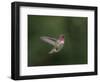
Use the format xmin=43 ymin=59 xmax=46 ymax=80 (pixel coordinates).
xmin=54 ymin=41 xmax=63 ymax=50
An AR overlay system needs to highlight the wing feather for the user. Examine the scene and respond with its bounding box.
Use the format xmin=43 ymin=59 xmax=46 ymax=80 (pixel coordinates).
xmin=40 ymin=36 xmax=56 ymax=46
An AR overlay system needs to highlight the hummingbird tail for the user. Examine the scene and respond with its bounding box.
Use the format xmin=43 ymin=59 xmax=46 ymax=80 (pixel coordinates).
xmin=49 ymin=49 xmax=56 ymax=54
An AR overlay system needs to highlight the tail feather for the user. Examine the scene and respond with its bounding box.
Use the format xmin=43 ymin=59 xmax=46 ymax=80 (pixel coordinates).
xmin=49 ymin=49 xmax=56 ymax=54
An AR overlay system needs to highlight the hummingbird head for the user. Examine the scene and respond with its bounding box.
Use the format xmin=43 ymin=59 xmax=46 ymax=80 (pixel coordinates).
xmin=59 ymin=34 xmax=64 ymax=44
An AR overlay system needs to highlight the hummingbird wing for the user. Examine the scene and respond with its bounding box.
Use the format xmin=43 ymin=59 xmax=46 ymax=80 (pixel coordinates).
xmin=40 ymin=36 xmax=57 ymax=46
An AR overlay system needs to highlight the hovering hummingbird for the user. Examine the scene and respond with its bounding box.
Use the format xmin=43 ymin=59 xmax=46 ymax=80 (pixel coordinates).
xmin=40 ymin=34 xmax=64 ymax=54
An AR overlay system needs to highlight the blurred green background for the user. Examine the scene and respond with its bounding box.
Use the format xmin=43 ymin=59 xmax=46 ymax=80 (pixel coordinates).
xmin=28 ymin=15 xmax=87 ymax=66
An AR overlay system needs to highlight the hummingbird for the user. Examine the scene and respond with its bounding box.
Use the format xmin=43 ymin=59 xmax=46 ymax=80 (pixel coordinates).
xmin=40 ymin=34 xmax=64 ymax=54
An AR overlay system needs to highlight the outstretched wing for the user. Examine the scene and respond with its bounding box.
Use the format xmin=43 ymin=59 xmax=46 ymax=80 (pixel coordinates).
xmin=40 ymin=36 xmax=57 ymax=46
